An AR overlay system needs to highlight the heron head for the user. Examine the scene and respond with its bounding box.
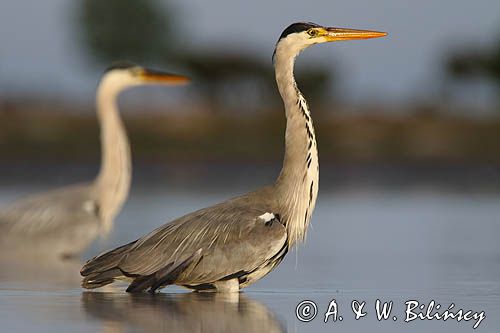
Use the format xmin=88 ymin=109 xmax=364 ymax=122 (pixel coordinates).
xmin=101 ymin=62 xmax=189 ymax=93
xmin=274 ymin=22 xmax=387 ymax=60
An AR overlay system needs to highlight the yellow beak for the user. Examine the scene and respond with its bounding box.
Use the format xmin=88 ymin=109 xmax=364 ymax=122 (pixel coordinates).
xmin=324 ymin=27 xmax=387 ymax=41
xmin=140 ymin=68 xmax=190 ymax=85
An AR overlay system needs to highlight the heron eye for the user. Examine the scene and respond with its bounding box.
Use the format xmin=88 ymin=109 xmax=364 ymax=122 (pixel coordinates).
xmin=307 ymin=29 xmax=317 ymax=37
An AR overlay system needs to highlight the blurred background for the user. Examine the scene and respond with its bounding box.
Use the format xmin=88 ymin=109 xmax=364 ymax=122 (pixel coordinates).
xmin=1 ymin=1 xmax=500 ymax=333
xmin=1 ymin=0 xmax=500 ymax=170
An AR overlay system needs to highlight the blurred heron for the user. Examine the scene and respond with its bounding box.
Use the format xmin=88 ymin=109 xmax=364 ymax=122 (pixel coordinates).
xmin=0 ymin=64 xmax=189 ymax=258
xmin=81 ymin=22 xmax=387 ymax=292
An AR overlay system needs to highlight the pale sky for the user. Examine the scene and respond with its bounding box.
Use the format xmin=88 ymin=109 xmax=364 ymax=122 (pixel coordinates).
xmin=0 ymin=0 xmax=499 ymax=107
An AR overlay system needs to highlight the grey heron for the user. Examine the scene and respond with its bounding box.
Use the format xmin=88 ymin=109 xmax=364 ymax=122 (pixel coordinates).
xmin=0 ymin=64 xmax=189 ymax=258
xmin=81 ymin=22 xmax=387 ymax=292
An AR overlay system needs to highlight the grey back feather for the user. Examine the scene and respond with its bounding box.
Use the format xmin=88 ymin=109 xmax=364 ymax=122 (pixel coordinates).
xmin=0 ymin=183 xmax=101 ymax=256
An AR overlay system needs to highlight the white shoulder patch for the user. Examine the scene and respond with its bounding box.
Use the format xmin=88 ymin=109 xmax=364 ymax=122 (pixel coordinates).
xmin=258 ymin=212 xmax=275 ymax=223
xmin=82 ymin=200 xmax=98 ymax=215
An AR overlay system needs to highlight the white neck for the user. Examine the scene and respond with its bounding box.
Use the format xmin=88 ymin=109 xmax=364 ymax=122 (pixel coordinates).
xmin=94 ymin=78 xmax=132 ymax=233
xmin=273 ymin=43 xmax=319 ymax=247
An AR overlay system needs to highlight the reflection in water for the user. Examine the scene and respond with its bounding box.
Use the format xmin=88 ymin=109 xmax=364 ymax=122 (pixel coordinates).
xmin=82 ymin=292 xmax=286 ymax=333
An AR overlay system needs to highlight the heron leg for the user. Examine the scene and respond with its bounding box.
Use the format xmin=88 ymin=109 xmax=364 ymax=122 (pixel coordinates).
xmin=213 ymin=278 xmax=240 ymax=293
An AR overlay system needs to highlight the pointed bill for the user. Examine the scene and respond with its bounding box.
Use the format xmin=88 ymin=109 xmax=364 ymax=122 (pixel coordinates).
xmin=324 ymin=27 xmax=387 ymax=41
xmin=140 ymin=68 xmax=190 ymax=85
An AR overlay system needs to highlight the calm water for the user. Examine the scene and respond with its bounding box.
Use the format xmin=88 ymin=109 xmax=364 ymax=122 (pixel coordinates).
xmin=0 ymin=171 xmax=499 ymax=332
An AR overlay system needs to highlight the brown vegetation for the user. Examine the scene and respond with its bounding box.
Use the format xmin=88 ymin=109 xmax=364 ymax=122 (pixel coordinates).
xmin=1 ymin=102 xmax=499 ymax=164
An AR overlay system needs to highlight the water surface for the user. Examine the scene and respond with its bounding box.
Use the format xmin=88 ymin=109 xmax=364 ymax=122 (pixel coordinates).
xmin=0 ymin=175 xmax=499 ymax=332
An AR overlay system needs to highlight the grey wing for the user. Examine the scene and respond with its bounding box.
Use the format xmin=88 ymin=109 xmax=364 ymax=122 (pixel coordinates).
xmin=117 ymin=199 xmax=287 ymax=287
xmin=0 ymin=183 xmax=100 ymax=237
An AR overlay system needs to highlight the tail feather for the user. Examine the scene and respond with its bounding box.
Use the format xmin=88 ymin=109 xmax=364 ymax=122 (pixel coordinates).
xmin=80 ymin=240 xmax=137 ymax=289
xmin=81 ymin=268 xmax=123 ymax=289
xmin=82 ymin=276 xmax=115 ymax=289
xmin=81 ymin=240 xmax=136 ymax=276
xmin=126 ymin=248 xmax=202 ymax=293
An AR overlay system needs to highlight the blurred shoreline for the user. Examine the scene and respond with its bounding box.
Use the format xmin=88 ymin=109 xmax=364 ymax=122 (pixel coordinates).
xmin=1 ymin=102 xmax=500 ymax=164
